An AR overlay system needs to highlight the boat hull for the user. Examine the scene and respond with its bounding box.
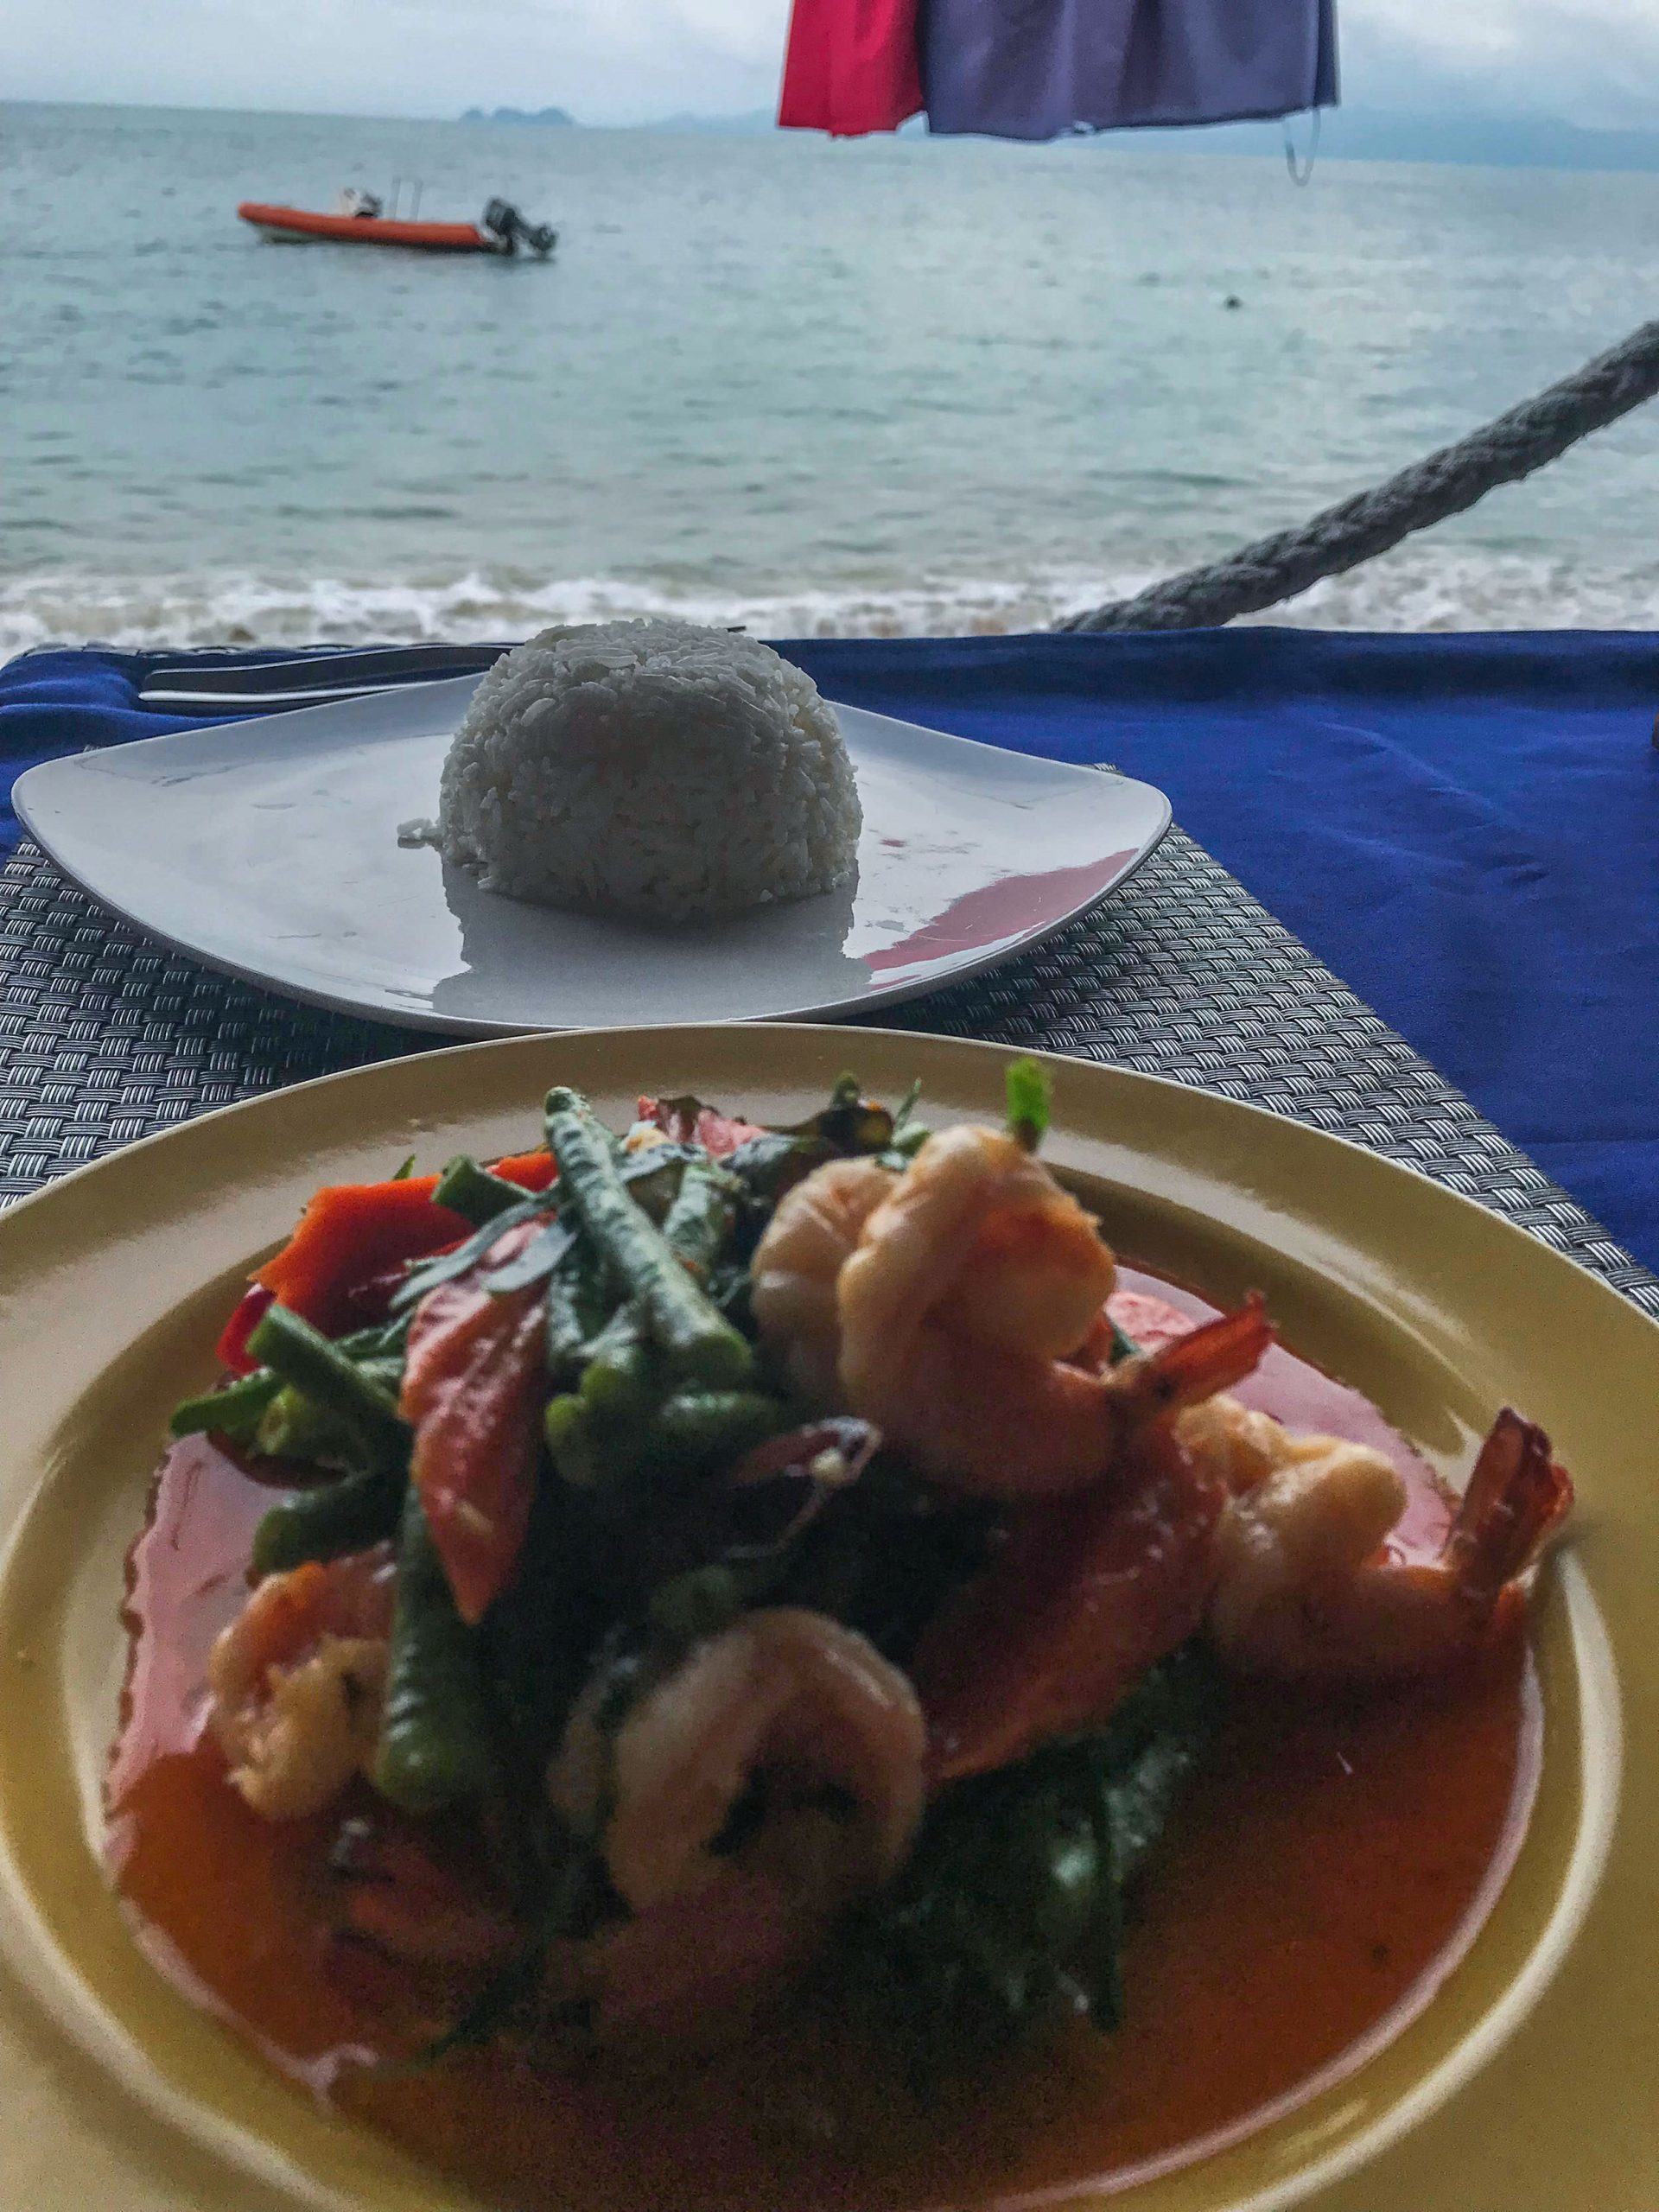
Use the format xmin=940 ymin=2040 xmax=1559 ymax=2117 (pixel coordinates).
xmin=237 ymin=203 xmax=497 ymax=252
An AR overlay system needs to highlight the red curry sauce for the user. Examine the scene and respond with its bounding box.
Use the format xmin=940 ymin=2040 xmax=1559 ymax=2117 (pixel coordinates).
xmin=106 ymin=1269 xmax=1537 ymax=2210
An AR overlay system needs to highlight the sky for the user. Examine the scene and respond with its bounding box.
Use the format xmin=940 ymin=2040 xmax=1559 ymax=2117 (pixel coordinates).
xmin=6 ymin=0 xmax=1659 ymax=130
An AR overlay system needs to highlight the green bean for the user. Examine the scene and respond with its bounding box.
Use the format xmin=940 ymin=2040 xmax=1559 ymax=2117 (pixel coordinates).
xmin=247 ymin=1304 xmax=409 ymax=1469
xmin=171 ymin=1314 xmax=410 ymax=1451
xmin=543 ymin=1088 xmax=752 ymax=1389
xmin=651 ymin=1389 xmax=785 ymax=1474
xmin=255 ymin=1382 xmax=353 ymax=1465
xmin=373 ymin=1486 xmax=494 ymax=1814
xmin=543 ymin=1392 xmax=624 ymax=1490
xmin=659 ymin=1156 xmax=738 ymax=1286
xmin=619 ymin=1143 xmax=696 ymax=1224
xmin=543 ymin=1390 xmax=588 ymax=1472
xmin=578 ymin=1303 xmax=657 ymax=1424
xmin=168 ymin=1368 xmax=283 ymax=1440
xmin=255 ymin=1335 xmax=407 ymax=1465
xmin=433 ymin=1154 xmax=531 ymax=1228
xmin=251 ymin=1465 xmax=403 ymax=1576
xmin=544 ymin=1236 xmax=608 ymax=1387
xmin=543 ymin=1309 xmax=664 ymax=1488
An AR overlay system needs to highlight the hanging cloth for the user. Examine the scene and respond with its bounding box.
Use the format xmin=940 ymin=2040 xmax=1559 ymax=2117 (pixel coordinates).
xmin=778 ymin=0 xmax=925 ymax=137
xmin=778 ymin=0 xmax=1336 ymax=141
xmin=920 ymin=0 xmax=1338 ymax=139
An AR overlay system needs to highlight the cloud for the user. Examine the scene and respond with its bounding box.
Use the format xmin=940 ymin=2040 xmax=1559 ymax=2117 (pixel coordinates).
xmin=666 ymin=0 xmax=790 ymax=67
xmin=1343 ymin=0 xmax=1659 ymax=126
xmin=5 ymin=0 xmax=792 ymax=121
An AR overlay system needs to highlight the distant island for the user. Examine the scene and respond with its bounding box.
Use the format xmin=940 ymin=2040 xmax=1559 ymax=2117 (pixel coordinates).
xmin=461 ymin=105 xmax=575 ymax=127
xmin=442 ymin=99 xmax=1659 ymax=173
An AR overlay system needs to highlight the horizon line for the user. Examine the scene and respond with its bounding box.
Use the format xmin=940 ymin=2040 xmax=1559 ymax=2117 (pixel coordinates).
xmin=8 ymin=92 xmax=1659 ymax=167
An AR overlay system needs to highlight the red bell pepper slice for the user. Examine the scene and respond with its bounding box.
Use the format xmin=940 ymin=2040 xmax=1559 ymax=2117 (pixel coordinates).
xmin=912 ymin=1434 xmax=1228 ymax=1787
xmin=251 ymin=1149 xmax=555 ymax=1338
xmin=216 ymin=1283 xmax=276 ymax=1376
xmin=398 ymin=1218 xmax=548 ymax=1624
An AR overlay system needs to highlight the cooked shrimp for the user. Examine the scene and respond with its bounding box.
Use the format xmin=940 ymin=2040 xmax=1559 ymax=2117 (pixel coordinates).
xmin=760 ymin=1125 xmax=1265 ymax=1497
xmin=887 ymin=1294 xmax=1275 ymax=1498
xmin=750 ymin=1155 xmax=895 ymax=1403
xmin=1208 ymin=1408 xmax=1573 ymax=1679
xmin=1177 ymin=1392 xmax=1345 ymax=1495
xmin=838 ymin=1124 xmax=1115 ymax=1382
xmin=209 ymin=1545 xmax=396 ymax=1820
xmin=551 ymin=1606 xmax=925 ymax=1915
xmin=549 ymin=1611 xmax=922 ymax=2032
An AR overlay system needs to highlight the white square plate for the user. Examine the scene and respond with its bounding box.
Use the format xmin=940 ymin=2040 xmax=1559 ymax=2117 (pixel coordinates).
xmin=14 ymin=676 xmax=1170 ymax=1033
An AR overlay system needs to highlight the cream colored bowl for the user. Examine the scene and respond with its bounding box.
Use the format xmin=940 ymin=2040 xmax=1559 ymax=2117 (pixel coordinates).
xmin=0 ymin=1026 xmax=1648 ymax=2211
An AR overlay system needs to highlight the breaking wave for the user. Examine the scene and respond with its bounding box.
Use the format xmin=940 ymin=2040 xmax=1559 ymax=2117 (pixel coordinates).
xmin=3 ymin=549 xmax=1657 ymax=655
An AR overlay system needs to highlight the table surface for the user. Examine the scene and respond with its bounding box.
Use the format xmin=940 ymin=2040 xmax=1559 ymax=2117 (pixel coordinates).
xmin=10 ymin=630 xmax=1659 ymax=1263
xmin=2 ymin=639 xmax=1656 ymax=1332
xmin=793 ymin=630 xmax=1659 ymax=1274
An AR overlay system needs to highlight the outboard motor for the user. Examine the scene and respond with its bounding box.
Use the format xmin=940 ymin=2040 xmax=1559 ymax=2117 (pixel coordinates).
xmin=480 ymin=198 xmax=558 ymax=257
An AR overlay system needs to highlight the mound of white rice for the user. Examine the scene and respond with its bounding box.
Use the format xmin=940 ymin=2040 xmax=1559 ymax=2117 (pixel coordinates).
xmin=410 ymin=618 xmax=861 ymax=922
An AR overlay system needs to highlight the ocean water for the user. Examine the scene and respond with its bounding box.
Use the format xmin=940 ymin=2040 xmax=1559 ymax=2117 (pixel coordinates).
xmin=4 ymin=99 xmax=1659 ymax=649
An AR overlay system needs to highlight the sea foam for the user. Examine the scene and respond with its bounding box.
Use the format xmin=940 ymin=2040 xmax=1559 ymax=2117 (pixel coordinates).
xmin=3 ymin=550 xmax=1656 ymax=657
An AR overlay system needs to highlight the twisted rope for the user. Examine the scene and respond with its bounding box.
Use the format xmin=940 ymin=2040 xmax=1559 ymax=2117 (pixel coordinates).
xmin=1059 ymin=319 xmax=1659 ymax=633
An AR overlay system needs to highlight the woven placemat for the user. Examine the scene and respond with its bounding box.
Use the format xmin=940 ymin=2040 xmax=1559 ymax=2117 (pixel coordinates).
xmin=3 ymin=828 xmax=1656 ymax=1321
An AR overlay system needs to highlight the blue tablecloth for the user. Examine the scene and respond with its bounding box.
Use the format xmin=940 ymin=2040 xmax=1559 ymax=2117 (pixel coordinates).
xmin=3 ymin=632 xmax=1657 ymax=1272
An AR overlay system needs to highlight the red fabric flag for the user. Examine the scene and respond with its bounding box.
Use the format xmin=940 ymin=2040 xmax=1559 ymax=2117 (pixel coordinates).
xmin=777 ymin=0 xmax=925 ymax=137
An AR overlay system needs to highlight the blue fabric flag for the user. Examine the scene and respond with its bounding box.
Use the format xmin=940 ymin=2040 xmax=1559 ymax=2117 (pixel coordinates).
xmin=921 ymin=0 xmax=1338 ymax=139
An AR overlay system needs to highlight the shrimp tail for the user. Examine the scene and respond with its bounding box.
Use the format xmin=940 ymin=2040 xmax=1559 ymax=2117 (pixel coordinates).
xmin=1446 ymin=1408 xmax=1574 ymax=1605
xmin=1114 ymin=1294 xmax=1275 ymax=1424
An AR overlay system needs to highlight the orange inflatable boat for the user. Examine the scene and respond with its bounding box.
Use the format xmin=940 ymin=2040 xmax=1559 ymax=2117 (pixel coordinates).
xmin=238 ymin=196 xmax=556 ymax=256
